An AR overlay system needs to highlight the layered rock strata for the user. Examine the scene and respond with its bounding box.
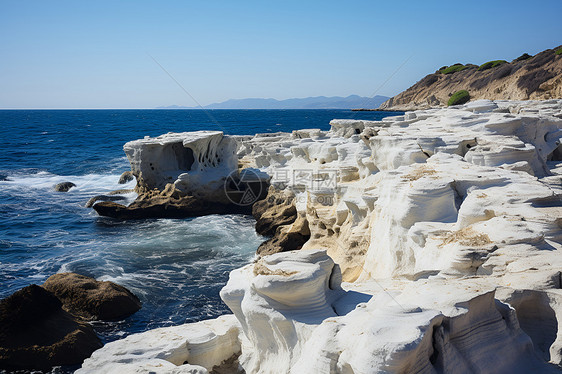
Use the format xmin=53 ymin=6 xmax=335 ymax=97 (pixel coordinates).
xmin=252 ymin=187 xmax=311 ymax=255
xmin=83 ymin=100 xmax=562 ymax=373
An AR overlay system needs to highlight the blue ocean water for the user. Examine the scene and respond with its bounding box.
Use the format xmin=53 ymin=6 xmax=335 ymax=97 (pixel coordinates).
xmin=0 ymin=109 xmax=401 ymax=345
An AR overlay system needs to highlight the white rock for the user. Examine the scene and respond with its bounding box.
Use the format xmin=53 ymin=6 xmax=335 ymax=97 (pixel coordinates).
xmin=463 ymin=99 xmax=499 ymax=113
xmin=85 ymin=100 xmax=562 ymax=373
xmin=124 ymin=131 xmax=238 ymax=200
xmin=77 ymin=315 xmax=241 ymax=374
xmin=220 ymin=250 xmax=343 ymax=373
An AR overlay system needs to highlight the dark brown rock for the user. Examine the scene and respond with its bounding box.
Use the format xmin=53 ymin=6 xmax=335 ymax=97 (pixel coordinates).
xmin=85 ymin=194 xmax=127 ymax=208
xmin=252 ymin=187 xmax=310 ymax=256
xmin=42 ymin=273 xmax=141 ymax=321
xmin=93 ymin=181 xmax=268 ymax=219
xmin=54 ymin=181 xmax=76 ymax=192
xmin=252 ymin=187 xmax=297 ymax=236
xmin=257 ymin=217 xmax=310 ymax=256
xmin=211 ymin=352 xmax=243 ymax=374
xmin=93 ymin=196 xmax=253 ymax=219
xmin=0 ymin=285 xmax=102 ymax=370
xmin=108 ymin=188 xmax=134 ymax=195
xmin=118 ymin=170 xmax=135 ymax=184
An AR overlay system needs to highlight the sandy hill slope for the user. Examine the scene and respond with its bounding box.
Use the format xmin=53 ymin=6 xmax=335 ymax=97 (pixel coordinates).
xmin=379 ymin=45 xmax=562 ymax=110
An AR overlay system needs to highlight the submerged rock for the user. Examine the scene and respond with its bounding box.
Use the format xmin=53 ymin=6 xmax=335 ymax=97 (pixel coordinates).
xmin=42 ymin=273 xmax=141 ymax=321
xmin=54 ymin=181 xmax=76 ymax=192
xmin=108 ymin=188 xmax=134 ymax=195
xmin=0 ymin=285 xmax=102 ymax=370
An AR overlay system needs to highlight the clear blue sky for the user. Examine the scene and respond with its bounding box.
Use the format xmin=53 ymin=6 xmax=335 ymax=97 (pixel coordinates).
xmin=1 ymin=0 xmax=561 ymax=108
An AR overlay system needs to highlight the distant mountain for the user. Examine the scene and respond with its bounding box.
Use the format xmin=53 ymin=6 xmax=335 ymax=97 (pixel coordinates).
xmin=157 ymin=95 xmax=389 ymax=110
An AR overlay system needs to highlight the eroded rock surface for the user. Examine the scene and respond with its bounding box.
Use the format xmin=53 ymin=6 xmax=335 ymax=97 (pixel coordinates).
xmin=252 ymin=187 xmax=297 ymax=236
xmin=93 ymin=131 xmax=268 ymax=219
xmin=125 ymin=131 xmax=237 ymax=196
xmin=81 ymin=100 xmax=562 ymax=373
xmin=251 ymin=187 xmax=310 ymax=255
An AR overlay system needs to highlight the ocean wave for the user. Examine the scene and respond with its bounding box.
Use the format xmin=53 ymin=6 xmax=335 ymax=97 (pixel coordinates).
xmin=0 ymin=170 xmax=135 ymax=194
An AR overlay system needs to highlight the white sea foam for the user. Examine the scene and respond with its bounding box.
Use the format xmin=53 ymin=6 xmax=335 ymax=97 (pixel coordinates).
xmin=2 ymin=171 xmax=135 ymax=193
xmin=0 ymin=170 xmax=138 ymax=209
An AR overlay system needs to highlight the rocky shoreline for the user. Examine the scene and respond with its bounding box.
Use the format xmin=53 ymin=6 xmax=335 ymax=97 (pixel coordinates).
xmin=5 ymin=99 xmax=562 ymax=372
xmin=0 ymin=273 xmax=141 ymax=371
xmin=74 ymin=99 xmax=562 ymax=373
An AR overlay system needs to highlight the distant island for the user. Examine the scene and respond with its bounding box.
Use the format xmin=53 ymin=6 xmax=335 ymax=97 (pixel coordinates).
xmin=157 ymin=95 xmax=389 ymax=110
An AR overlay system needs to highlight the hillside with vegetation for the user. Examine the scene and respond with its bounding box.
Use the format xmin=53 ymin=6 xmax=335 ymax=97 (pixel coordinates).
xmin=379 ymin=45 xmax=562 ymax=110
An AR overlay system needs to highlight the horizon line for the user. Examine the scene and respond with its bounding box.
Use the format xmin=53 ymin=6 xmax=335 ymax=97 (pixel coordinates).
xmin=0 ymin=107 xmax=387 ymax=110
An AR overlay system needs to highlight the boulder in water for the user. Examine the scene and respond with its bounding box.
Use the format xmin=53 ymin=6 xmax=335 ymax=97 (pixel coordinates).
xmin=0 ymin=285 xmax=102 ymax=370
xmin=54 ymin=181 xmax=76 ymax=192
xmin=42 ymin=273 xmax=141 ymax=321
xmin=118 ymin=170 xmax=134 ymax=184
xmin=85 ymin=194 xmax=127 ymax=208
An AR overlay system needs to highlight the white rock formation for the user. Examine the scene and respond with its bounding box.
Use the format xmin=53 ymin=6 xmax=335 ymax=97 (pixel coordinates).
xmin=124 ymin=131 xmax=238 ymax=200
xmin=82 ymin=99 xmax=562 ymax=373
xmin=220 ymin=250 xmax=344 ymax=373
xmin=77 ymin=315 xmax=241 ymax=374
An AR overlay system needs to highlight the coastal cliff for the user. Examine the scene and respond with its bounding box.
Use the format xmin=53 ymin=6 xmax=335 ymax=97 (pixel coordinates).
xmin=379 ymin=46 xmax=562 ymax=111
xmin=83 ymin=99 xmax=562 ymax=373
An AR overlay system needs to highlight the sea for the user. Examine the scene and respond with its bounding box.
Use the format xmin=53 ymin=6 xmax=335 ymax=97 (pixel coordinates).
xmin=0 ymin=109 xmax=401 ymax=370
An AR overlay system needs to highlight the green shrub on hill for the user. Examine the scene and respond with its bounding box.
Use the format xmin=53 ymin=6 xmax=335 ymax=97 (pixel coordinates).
xmin=478 ymin=60 xmax=507 ymax=71
xmin=448 ymin=90 xmax=470 ymax=106
xmin=437 ymin=63 xmax=468 ymax=75
xmin=514 ymin=53 xmax=532 ymax=62
xmin=556 ymin=47 xmax=562 ymax=56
